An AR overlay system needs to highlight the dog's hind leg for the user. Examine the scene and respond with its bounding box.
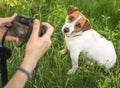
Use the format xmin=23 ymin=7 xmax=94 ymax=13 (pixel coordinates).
xmin=67 ymin=51 xmax=80 ymax=75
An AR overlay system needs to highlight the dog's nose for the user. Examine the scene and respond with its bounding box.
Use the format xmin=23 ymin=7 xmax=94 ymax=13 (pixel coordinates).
xmin=63 ymin=27 xmax=69 ymax=33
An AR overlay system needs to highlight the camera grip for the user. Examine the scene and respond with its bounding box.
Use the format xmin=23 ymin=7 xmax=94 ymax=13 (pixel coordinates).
xmin=39 ymin=26 xmax=46 ymax=36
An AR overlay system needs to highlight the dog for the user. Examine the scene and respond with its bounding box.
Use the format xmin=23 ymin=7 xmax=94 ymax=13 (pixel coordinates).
xmin=61 ymin=5 xmax=117 ymax=75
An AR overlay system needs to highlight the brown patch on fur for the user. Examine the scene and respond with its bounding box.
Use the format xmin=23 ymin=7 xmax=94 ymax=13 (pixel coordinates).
xmin=74 ymin=16 xmax=86 ymax=32
xmin=66 ymin=5 xmax=92 ymax=32
xmin=67 ymin=5 xmax=78 ymax=15
xmin=66 ymin=11 xmax=80 ymax=23
xmin=74 ymin=17 xmax=92 ymax=32
xmin=82 ymin=19 xmax=92 ymax=32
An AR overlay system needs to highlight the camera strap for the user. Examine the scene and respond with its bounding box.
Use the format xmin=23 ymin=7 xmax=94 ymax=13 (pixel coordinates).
xmin=32 ymin=63 xmax=39 ymax=88
xmin=0 ymin=29 xmax=11 ymax=87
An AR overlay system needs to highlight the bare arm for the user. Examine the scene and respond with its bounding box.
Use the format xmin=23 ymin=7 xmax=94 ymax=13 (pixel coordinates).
xmin=4 ymin=20 xmax=54 ymax=88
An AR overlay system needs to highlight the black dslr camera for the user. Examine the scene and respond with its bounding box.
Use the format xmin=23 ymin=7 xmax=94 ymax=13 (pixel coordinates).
xmin=7 ymin=15 xmax=46 ymax=42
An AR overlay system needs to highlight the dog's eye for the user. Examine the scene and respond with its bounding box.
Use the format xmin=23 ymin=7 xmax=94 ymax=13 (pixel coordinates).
xmin=76 ymin=23 xmax=81 ymax=28
xmin=68 ymin=16 xmax=74 ymax=21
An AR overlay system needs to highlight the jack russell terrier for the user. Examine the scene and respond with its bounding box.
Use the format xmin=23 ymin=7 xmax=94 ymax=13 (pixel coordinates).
xmin=61 ymin=5 xmax=117 ymax=75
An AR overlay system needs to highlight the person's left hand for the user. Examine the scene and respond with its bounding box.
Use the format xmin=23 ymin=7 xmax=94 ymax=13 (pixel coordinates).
xmin=0 ymin=13 xmax=19 ymax=41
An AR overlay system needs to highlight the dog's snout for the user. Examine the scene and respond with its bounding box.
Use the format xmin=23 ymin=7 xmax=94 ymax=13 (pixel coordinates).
xmin=63 ymin=27 xmax=69 ymax=33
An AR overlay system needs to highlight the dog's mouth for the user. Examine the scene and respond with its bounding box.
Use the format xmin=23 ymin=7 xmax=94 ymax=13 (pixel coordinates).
xmin=66 ymin=31 xmax=74 ymax=36
xmin=63 ymin=31 xmax=82 ymax=37
xmin=65 ymin=33 xmax=71 ymax=37
xmin=62 ymin=26 xmax=74 ymax=37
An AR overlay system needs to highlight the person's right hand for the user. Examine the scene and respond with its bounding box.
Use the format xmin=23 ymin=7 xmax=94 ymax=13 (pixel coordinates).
xmin=21 ymin=19 xmax=54 ymax=73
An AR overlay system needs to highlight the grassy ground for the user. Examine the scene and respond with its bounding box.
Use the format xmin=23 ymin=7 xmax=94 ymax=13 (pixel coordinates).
xmin=0 ymin=0 xmax=120 ymax=88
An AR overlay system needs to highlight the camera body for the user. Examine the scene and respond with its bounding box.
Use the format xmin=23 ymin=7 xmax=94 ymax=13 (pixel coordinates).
xmin=8 ymin=15 xmax=46 ymax=42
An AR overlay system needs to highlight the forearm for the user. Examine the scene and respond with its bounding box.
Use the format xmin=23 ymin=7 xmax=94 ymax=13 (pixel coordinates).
xmin=4 ymin=56 xmax=38 ymax=88
xmin=4 ymin=70 xmax=28 ymax=88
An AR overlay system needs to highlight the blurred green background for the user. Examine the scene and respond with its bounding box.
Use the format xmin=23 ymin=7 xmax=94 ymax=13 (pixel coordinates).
xmin=0 ymin=0 xmax=120 ymax=88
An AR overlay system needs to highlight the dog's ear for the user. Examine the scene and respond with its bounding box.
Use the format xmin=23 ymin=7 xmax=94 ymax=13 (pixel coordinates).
xmin=82 ymin=19 xmax=92 ymax=32
xmin=67 ymin=5 xmax=78 ymax=15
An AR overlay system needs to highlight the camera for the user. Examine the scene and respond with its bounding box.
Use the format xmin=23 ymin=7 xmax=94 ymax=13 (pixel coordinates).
xmin=7 ymin=15 xmax=46 ymax=42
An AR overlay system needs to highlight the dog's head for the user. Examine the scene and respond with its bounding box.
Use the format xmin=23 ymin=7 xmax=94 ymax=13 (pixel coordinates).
xmin=62 ymin=5 xmax=92 ymax=37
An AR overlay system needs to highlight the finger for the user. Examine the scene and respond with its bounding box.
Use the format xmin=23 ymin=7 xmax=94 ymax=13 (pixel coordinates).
xmin=8 ymin=13 xmax=17 ymax=22
xmin=42 ymin=22 xmax=54 ymax=38
xmin=1 ymin=13 xmax=17 ymax=24
xmin=5 ymin=36 xmax=19 ymax=42
xmin=30 ymin=19 xmax=40 ymax=39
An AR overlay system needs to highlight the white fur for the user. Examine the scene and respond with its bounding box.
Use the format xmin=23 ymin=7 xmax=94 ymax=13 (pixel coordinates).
xmin=61 ymin=17 xmax=117 ymax=75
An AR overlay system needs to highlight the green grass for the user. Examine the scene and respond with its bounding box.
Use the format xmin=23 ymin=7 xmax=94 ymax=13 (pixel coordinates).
xmin=0 ymin=0 xmax=120 ymax=88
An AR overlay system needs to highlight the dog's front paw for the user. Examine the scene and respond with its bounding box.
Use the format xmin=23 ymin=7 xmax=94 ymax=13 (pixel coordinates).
xmin=67 ymin=69 xmax=76 ymax=75
xmin=59 ymin=50 xmax=66 ymax=55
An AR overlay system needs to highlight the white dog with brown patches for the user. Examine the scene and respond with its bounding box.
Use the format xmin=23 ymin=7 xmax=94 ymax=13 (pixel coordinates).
xmin=61 ymin=5 xmax=117 ymax=75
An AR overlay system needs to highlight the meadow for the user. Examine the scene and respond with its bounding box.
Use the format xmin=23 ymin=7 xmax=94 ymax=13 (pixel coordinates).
xmin=0 ymin=0 xmax=120 ymax=88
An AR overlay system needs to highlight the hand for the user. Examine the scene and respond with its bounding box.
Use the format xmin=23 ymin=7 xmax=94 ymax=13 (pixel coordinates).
xmin=21 ymin=19 xmax=54 ymax=72
xmin=4 ymin=19 xmax=54 ymax=88
xmin=0 ymin=13 xmax=19 ymax=41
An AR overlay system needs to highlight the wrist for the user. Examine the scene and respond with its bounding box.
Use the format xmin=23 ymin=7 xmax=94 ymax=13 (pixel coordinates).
xmin=20 ymin=57 xmax=37 ymax=73
xmin=17 ymin=66 xmax=32 ymax=78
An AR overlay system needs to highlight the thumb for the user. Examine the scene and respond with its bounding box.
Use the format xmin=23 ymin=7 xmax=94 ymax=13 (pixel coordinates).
xmin=30 ymin=19 xmax=40 ymax=39
xmin=1 ymin=13 xmax=17 ymax=24
xmin=6 ymin=13 xmax=17 ymax=22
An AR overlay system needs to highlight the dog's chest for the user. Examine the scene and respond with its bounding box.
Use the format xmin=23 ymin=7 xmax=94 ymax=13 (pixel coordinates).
xmin=65 ymin=36 xmax=85 ymax=51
